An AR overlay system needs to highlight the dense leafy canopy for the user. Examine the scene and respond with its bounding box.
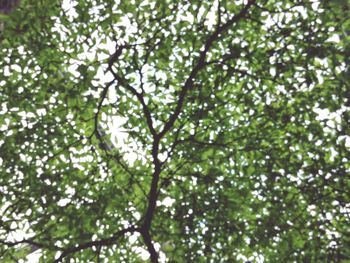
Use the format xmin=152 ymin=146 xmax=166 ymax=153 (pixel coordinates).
xmin=1 ymin=0 xmax=350 ymax=262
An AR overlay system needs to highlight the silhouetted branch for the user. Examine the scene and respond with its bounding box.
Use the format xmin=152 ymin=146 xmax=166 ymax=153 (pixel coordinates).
xmin=0 ymin=238 xmax=44 ymax=249
xmin=159 ymin=0 xmax=256 ymax=138
xmin=108 ymin=68 xmax=157 ymax=137
xmin=54 ymin=226 xmax=138 ymax=263
xmin=140 ymin=229 xmax=158 ymax=263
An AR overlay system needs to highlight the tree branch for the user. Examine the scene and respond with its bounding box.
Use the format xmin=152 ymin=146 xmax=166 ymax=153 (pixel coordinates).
xmin=89 ymin=79 xmax=115 ymax=139
xmin=159 ymin=0 xmax=256 ymax=139
xmin=140 ymin=229 xmax=158 ymax=263
xmin=0 ymin=238 xmax=44 ymax=249
xmin=134 ymin=4 xmax=257 ymax=263
xmin=108 ymin=68 xmax=157 ymax=137
xmin=54 ymin=226 xmax=138 ymax=263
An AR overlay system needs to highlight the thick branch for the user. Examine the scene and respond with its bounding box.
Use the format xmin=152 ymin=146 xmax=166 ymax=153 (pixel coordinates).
xmin=142 ymin=146 xmax=162 ymax=231
xmin=135 ymin=4 xmax=257 ymax=263
xmin=54 ymin=226 xmax=138 ymax=263
xmin=140 ymin=230 xmax=158 ymax=263
xmin=159 ymin=0 xmax=256 ymax=138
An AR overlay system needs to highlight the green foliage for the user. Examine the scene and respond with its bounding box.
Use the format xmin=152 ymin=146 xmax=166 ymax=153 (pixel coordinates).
xmin=1 ymin=0 xmax=350 ymax=262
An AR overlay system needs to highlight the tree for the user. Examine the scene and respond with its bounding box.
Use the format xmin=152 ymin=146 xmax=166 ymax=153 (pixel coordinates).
xmin=1 ymin=0 xmax=350 ymax=262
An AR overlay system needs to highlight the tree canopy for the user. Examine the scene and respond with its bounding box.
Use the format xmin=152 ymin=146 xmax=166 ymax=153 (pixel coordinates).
xmin=1 ymin=0 xmax=350 ymax=262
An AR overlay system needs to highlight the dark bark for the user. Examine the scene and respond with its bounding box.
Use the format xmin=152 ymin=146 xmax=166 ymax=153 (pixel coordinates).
xmin=0 ymin=0 xmax=20 ymax=14
xmin=54 ymin=226 xmax=138 ymax=263
xmin=141 ymin=229 xmax=159 ymax=263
